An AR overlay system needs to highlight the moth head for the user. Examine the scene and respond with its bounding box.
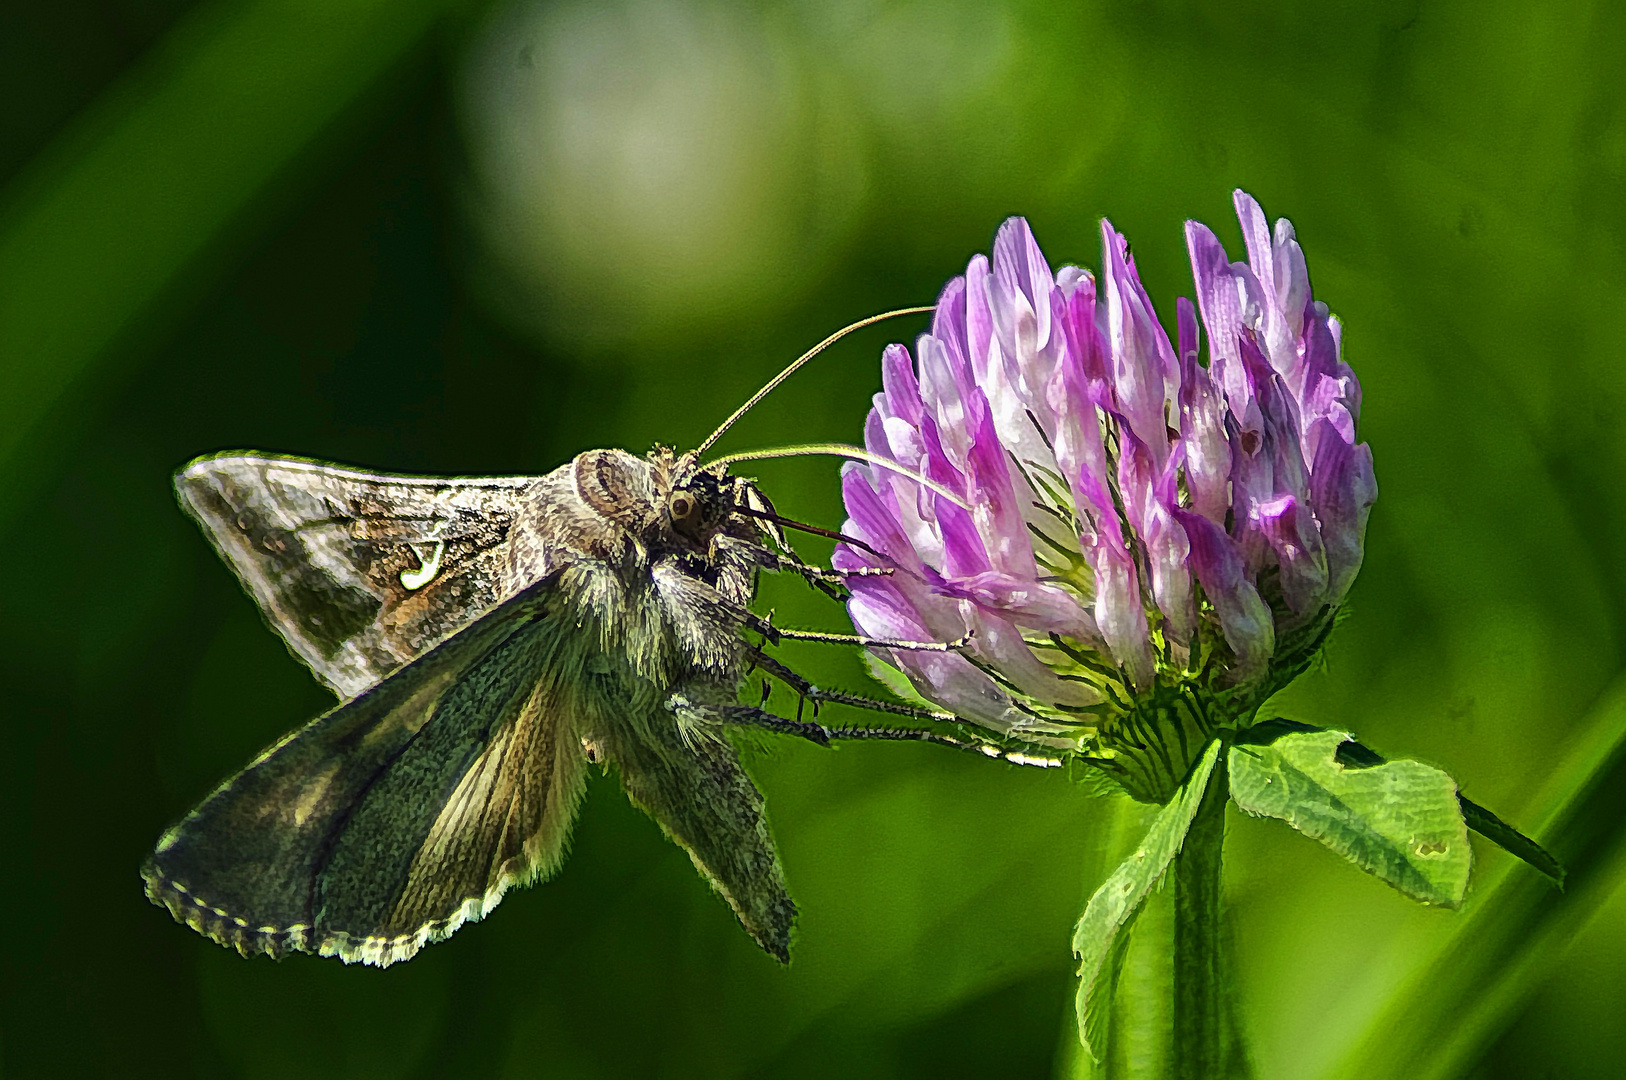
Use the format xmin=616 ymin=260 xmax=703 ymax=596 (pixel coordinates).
xmin=666 ymin=488 xmax=701 ymax=532
xmin=663 ymin=466 xmax=733 ymax=541
xmin=574 ymin=448 xmax=739 ymax=550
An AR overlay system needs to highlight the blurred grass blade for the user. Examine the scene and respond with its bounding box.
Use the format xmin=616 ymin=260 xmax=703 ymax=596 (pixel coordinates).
xmin=1324 ymin=676 xmax=1626 ymax=1080
xmin=0 ymin=0 xmax=468 ymax=524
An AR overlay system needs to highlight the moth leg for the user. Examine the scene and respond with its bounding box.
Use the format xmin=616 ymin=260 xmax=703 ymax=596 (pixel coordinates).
xmin=710 ymin=534 xmax=853 ymax=599
xmin=652 ymin=562 xmax=783 ymax=652
xmin=771 ymin=552 xmax=894 ymax=591
xmin=744 ymin=652 xmax=1065 ymax=767
xmin=665 ymin=692 xmax=831 ymax=748
xmin=820 ymin=723 xmax=1066 ymax=768
xmin=770 ymin=627 xmax=973 ymax=651
xmin=743 ymin=604 xmax=972 ymax=653
xmin=748 ymin=651 xmax=956 ymax=723
xmin=718 ymin=705 xmax=833 ymax=747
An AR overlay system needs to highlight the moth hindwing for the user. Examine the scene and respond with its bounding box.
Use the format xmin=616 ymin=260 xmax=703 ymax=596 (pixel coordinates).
xmin=147 ymin=448 xmax=800 ymax=964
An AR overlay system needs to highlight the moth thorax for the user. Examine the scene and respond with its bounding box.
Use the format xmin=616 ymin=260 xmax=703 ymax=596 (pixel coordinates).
xmin=574 ymin=450 xmax=659 ymax=530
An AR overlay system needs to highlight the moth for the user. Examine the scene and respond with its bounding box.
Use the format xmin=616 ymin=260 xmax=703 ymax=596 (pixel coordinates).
xmin=142 ymin=307 xmax=996 ymax=966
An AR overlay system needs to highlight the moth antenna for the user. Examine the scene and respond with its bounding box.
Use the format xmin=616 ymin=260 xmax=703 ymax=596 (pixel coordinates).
xmin=694 ymin=305 xmax=933 ymax=459
xmin=707 ymin=443 xmax=971 ymax=511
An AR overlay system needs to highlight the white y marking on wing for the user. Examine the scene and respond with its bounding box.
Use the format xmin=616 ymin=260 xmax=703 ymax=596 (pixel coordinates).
xmin=401 ymin=541 xmax=446 ymax=590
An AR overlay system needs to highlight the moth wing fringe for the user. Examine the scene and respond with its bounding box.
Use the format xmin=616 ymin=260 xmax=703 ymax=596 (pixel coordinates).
xmin=140 ymin=815 xmax=573 ymax=967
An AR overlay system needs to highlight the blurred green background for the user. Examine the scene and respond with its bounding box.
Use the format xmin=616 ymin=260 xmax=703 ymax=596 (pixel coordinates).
xmin=5 ymin=0 xmax=1626 ymax=1076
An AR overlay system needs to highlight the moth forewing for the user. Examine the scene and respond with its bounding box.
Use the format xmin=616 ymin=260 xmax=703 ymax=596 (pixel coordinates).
xmin=174 ymin=454 xmax=552 ymax=698
xmin=150 ymin=447 xmax=802 ymax=964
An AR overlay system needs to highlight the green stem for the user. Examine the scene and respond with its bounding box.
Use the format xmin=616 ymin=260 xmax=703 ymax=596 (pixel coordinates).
xmin=1172 ymin=737 xmax=1231 ymax=1079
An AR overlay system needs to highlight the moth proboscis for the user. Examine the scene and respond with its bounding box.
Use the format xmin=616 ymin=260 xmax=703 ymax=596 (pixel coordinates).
xmin=143 ymin=305 xmax=1036 ymax=967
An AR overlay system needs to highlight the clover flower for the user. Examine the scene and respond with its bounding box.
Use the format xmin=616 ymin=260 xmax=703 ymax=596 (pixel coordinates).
xmin=836 ymin=192 xmax=1376 ymax=800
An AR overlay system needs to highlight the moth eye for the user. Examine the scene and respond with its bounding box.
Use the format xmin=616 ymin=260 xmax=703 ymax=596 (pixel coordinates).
xmin=669 ymin=493 xmax=697 ymax=522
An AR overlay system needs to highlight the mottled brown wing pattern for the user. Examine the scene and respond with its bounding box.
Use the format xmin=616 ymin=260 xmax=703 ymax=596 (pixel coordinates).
xmin=141 ymin=575 xmax=592 ymax=967
xmin=176 ymin=453 xmax=555 ymax=698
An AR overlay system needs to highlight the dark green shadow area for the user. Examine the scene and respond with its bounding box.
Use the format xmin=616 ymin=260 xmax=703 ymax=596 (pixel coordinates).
xmin=745 ymin=968 xmax=1070 ymax=1080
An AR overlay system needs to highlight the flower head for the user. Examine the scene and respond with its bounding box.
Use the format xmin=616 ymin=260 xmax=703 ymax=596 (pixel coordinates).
xmin=837 ymin=192 xmax=1376 ymax=800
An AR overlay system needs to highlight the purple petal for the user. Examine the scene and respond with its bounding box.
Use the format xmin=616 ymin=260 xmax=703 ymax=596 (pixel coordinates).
xmin=969 ymin=608 xmax=1101 ymax=708
xmin=1185 ymin=219 xmax=1263 ymax=410
xmin=1147 ymin=446 xmax=1197 ymax=643
xmin=1046 ymin=314 xmax=1118 ymax=546
xmin=841 ymin=466 xmax=997 ymax=685
xmin=1226 ymin=332 xmax=1330 ymax=608
xmin=1176 ymin=297 xmax=1232 ymax=525
xmin=935 ymin=489 xmax=992 ymax=580
xmin=1115 ymin=425 xmax=1155 ymax=539
xmin=895 ymin=652 xmax=1027 ymax=729
xmin=1234 ymin=191 xmax=1276 ymax=305
xmin=865 ymin=412 xmax=923 ymax=541
xmin=1234 ymin=190 xmax=1303 ymax=387
xmin=1254 ymin=494 xmax=1330 ymax=615
xmin=1118 ymin=430 xmax=1196 ymax=644
xmin=1175 ymin=509 xmax=1274 ymax=680
xmin=1308 ymin=422 xmax=1378 ymax=604
xmin=1298 ymin=368 xmax=1357 ymax=466
xmin=988 ymin=217 xmax=1056 ymax=364
xmin=1227 ymin=400 xmax=1271 ymax=573
xmin=917 ymin=333 xmax=973 ymax=472
xmin=869 ymin=404 xmax=960 ymax=569
xmin=1101 ymin=219 xmax=1179 ymax=467
xmin=1294 ymin=305 xmax=1361 ymax=461
xmin=1271 ymin=217 xmax=1312 ymax=341
xmin=862 ymin=408 xmax=895 ymax=500
xmin=916 ymin=411 xmax=963 ymax=492
xmin=965 ymin=254 xmax=996 ymax=386
xmin=845 ymin=576 xmax=1032 ymax=730
xmin=946 ymin=570 xmax=1097 ymax=636
xmin=932 ymin=275 xmax=979 ymax=404
xmin=840 ymin=464 xmax=921 ymax=574
xmin=963 ymin=403 xmax=1039 ymax=579
xmin=845 ymin=573 xmax=928 ymax=639
xmin=1057 ymin=268 xmax=1111 ymax=391
xmin=1088 ymin=536 xmax=1155 ymax=689
xmin=880 ymin=342 xmax=924 ymax=428
xmin=1145 ymin=507 xmax=1196 ymax=646
xmin=879 ymin=412 xmax=926 ymax=480
xmin=1177 ymin=295 xmax=1198 ymax=374
xmin=969 ymin=225 xmax=1062 ymax=485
